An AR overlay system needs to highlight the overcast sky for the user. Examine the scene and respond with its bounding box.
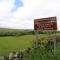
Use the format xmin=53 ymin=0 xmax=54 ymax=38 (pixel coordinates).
xmin=0 ymin=0 xmax=60 ymax=30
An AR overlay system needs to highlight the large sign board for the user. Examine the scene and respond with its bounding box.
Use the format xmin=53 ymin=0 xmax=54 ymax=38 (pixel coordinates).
xmin=34 ymin=17 xmax=57 ymax=30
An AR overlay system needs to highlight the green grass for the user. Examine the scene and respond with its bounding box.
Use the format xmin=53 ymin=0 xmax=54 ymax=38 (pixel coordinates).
xmin=0 ymin=33 xmax=60 ymax=60
xmin=56 ymin=43 xmax=60 ymax=60
xmin=0 ymin=34 xmax=49 ymax=56
xmin=0 ymin=35 xmax=34 ymax=56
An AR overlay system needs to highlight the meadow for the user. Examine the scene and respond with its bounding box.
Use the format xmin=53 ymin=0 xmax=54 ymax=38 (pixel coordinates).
xmin=0 ymin=28 xmax=60 ymax=60
xmin=0 ymin=35 xmax=35 ymax=56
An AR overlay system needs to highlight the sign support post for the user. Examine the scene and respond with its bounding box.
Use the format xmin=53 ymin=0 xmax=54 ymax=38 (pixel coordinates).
xmin=34 ymin=30 xmax=39 ymax=47
xmin=34 ymin=16 xmax=57 ymax=59
xmin=53 ymin=31 xmax=56 ymax=59
xmin=48 ymin=30 xmax=57 ymax=60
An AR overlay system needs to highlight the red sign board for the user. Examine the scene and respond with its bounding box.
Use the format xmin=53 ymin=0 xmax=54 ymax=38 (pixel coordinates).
xmin=34 ymin=17 xmax=57 ymax=30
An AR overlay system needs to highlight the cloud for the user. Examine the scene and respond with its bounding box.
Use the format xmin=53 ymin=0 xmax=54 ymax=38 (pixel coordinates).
xmin=0 ymin=18 xmax=34 ymax=29
xmin=0 ymin=0 xmax=60 ymax=29
xmin=0 ymin=0 xmax=14 ymax=18
xmin=12 ymin=0 xmax=60 ymax=20
xmin=13 ymin=0 xmax=41 ymax=19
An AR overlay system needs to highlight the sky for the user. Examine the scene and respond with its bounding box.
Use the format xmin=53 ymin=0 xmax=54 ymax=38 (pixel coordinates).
xmin=0 ymin=0 xmax=60 ymax=30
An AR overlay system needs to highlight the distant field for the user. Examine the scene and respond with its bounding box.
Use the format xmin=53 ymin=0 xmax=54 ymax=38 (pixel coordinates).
xmin=0 ymin=35 xmax=35 ymax=56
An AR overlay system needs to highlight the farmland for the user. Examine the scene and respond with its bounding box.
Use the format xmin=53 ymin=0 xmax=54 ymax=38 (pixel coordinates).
xmin=0 ymin=28 xmax=60 ymax=60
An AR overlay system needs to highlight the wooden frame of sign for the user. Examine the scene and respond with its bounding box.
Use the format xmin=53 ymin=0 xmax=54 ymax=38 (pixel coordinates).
xmin=34 ymin=16 xmax=57 ymax=58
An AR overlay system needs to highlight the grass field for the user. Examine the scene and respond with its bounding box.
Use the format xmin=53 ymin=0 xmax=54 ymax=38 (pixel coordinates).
xmin=0 ymin=35 xmax=35 ymax=56
xmin=0 ymin=34 xmax=51 ymax=56
xmin=0 ymin=33 xmax=60 ymax=60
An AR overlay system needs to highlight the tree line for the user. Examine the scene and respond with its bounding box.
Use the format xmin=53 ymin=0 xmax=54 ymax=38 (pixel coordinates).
xmin=0 ymin=30 xmax=59 ymax=36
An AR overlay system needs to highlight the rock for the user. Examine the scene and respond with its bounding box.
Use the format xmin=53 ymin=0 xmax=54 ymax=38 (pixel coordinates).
xmin=9 ymin=52 xmax=13 ymax=60
xmin=3 ymin=54 xmax=9 ymax=60
xmin=0 ymin=56 xmax=4 ymax=60
xmin=9 ymin=51 xmax=17 ymax=60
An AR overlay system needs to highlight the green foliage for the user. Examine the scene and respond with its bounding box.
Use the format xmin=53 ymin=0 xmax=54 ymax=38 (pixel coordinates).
xmin=0 ymin=29 xmax=35 ymax=36
xmin=23 ymin=39 xmax=60 ymax=60
xmin=56 ymin=34 xmax=60 ymax=42
xmin=0 ymin=28 xmax=58 ymax=37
